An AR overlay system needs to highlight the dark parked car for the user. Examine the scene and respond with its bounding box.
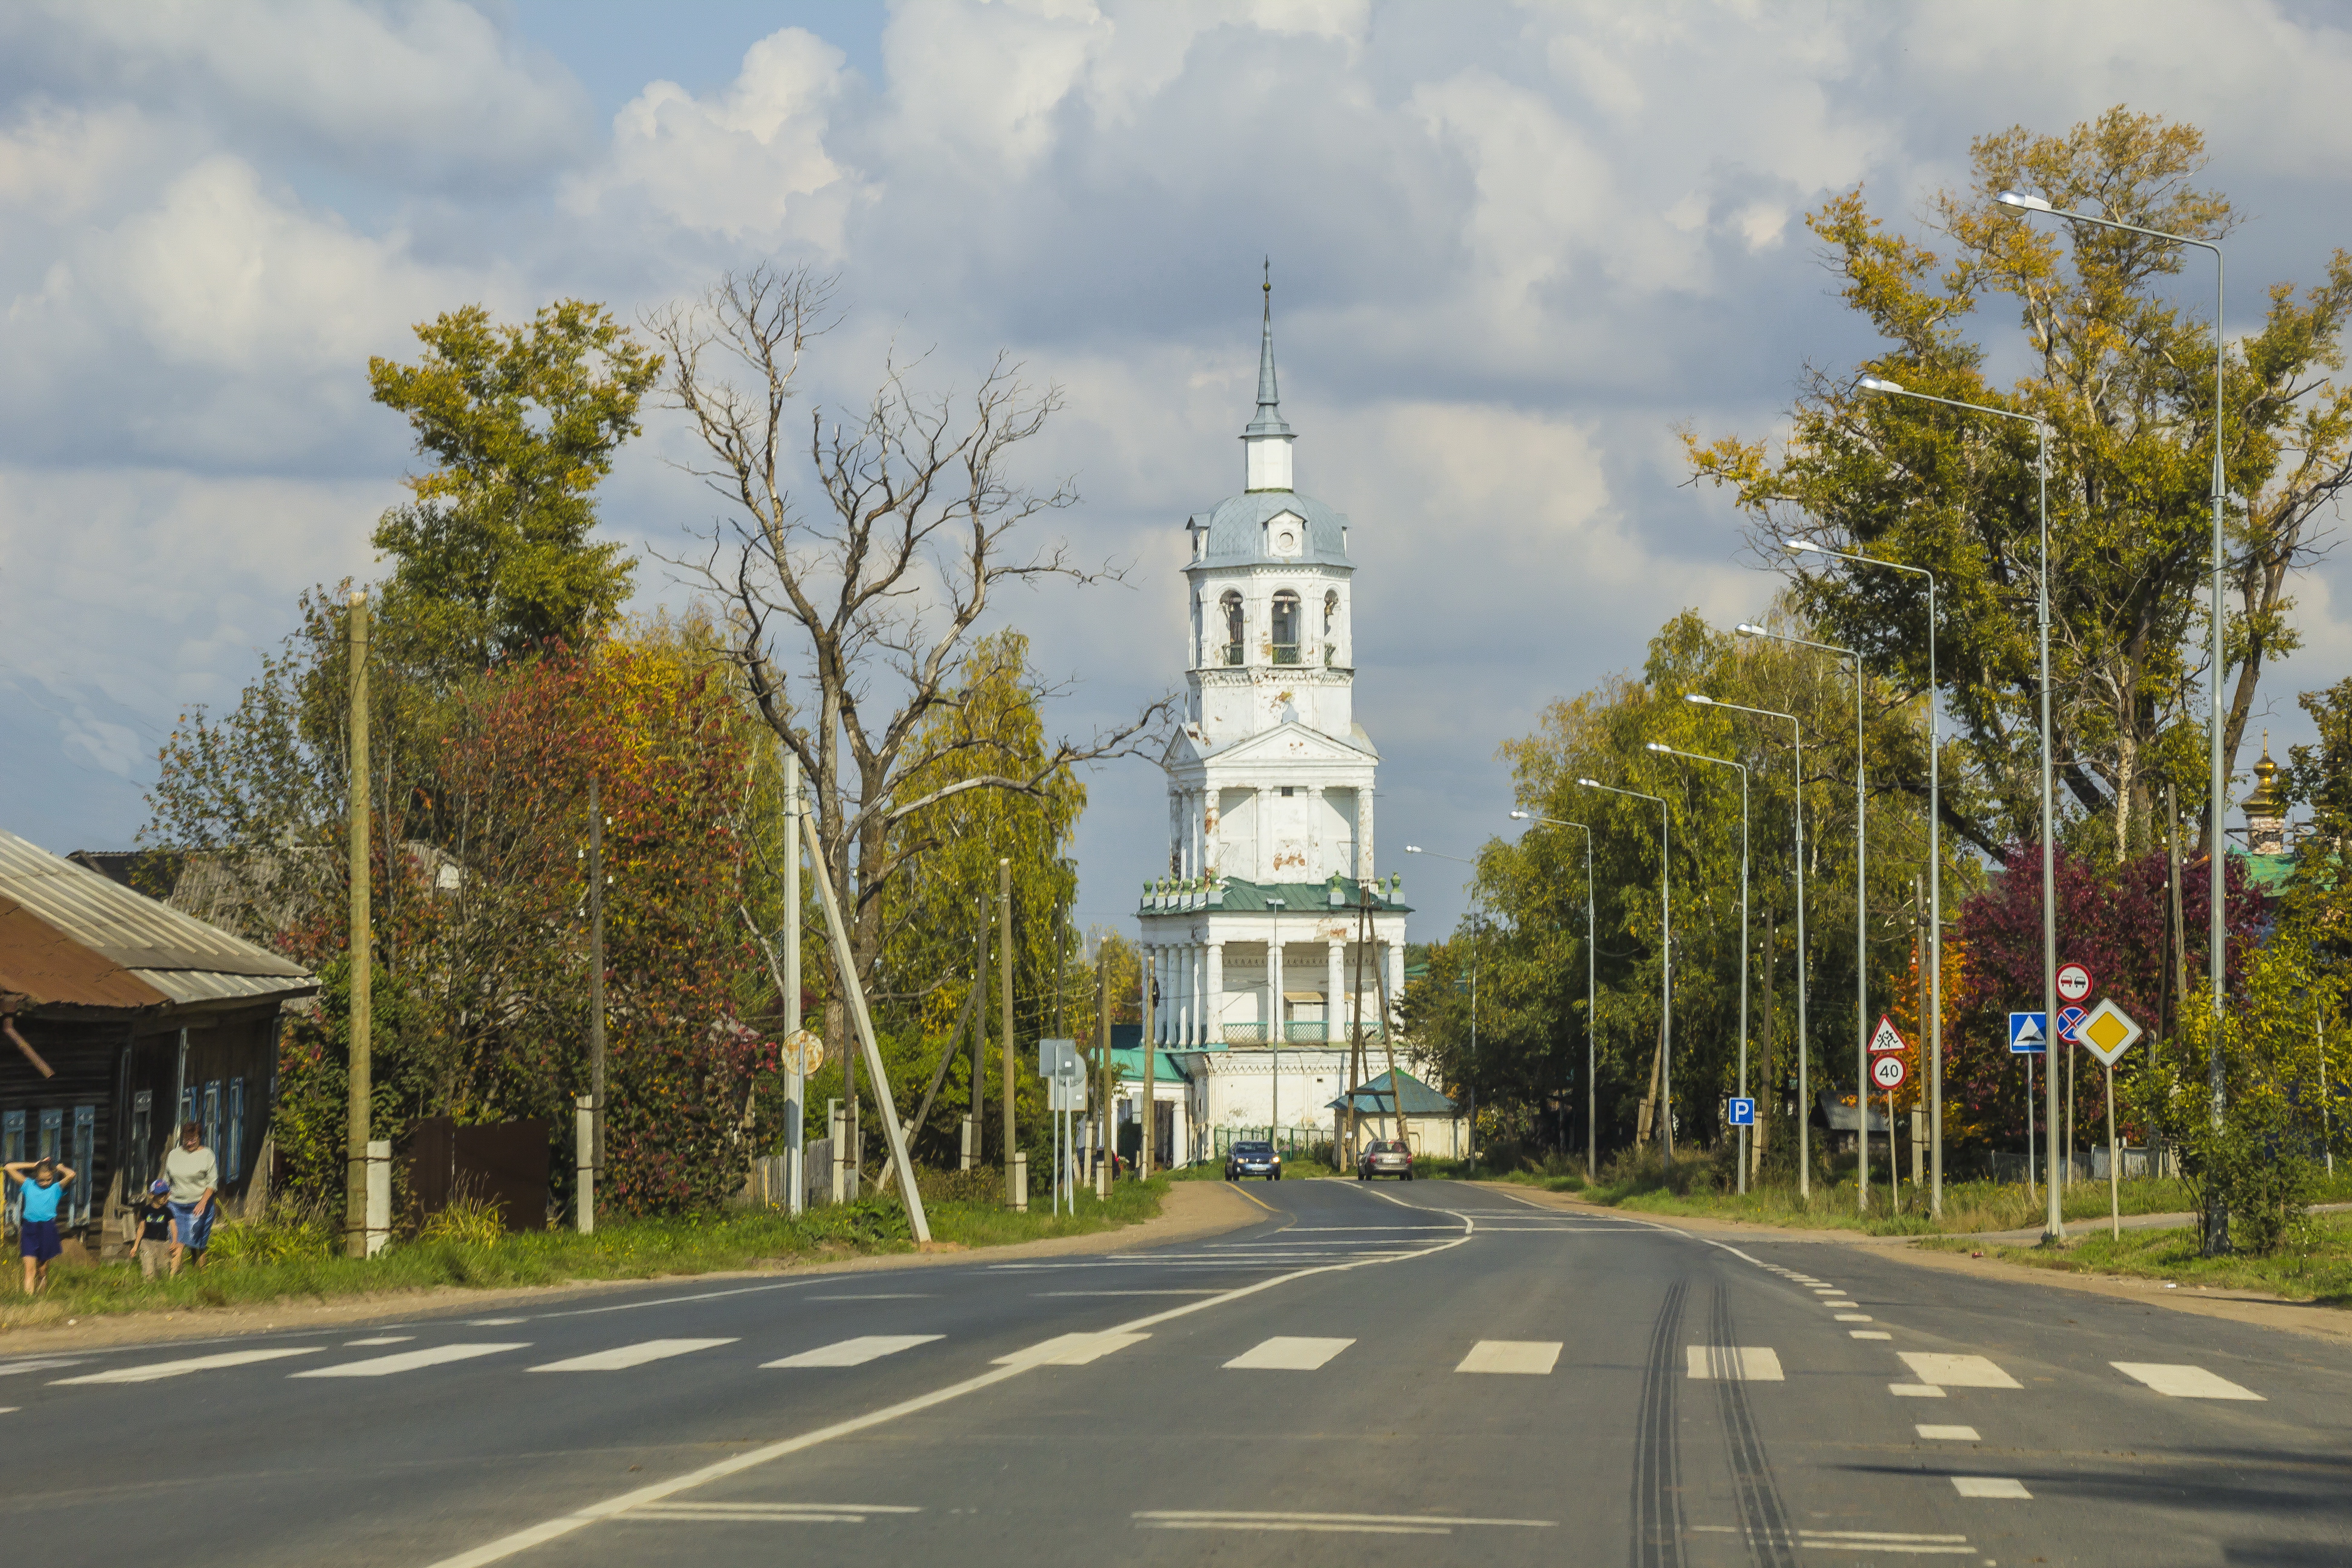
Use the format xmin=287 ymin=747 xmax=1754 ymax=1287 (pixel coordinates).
xmin=1225 ymin=1141 xmax=1281 ymax=1181
xmin=1356 ymin=1139 xmax=1412 ymax=1180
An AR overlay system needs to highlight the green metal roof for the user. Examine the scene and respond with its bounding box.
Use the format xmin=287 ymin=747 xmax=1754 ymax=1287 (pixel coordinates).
xmin=2240 ymin=849 xmax=2296 ymax=895
xmin=1109 ymin=1045 xmax=1189 ymax=1084
xmin=1326 ymin=1068 xmax=1454 ymax=1116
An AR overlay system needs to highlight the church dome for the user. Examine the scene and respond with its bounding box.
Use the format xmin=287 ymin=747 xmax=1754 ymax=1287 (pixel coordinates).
xmin=1185 ymin=490 xmax=1355 ymax=571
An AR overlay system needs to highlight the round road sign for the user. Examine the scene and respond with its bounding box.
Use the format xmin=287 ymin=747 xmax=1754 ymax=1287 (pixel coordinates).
xmin=779 ymin=1028 xmax=826 ymax=1077
xmin=2057 ymin=962 xmax=2093 ymax=1004
xmin=1870 ymin=1054 xmax=1908 ymax=1091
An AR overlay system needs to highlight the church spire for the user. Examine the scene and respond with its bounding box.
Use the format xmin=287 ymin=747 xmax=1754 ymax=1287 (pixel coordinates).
xmin=1241 ymin=259 xmax=1295 ymax=491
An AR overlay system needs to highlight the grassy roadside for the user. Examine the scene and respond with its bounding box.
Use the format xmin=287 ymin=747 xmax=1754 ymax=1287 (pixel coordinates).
xmin=0 ymin=1178 xmax=1167 ymax=1332
xmin=1921 ymin=1215 xmax=2352 ymax=1305
xmin=1475 ymin=1161 xmax=2352 ymax=1239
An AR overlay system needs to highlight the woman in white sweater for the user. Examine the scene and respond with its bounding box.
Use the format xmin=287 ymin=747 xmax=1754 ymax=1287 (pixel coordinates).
xmin=160 ymin=1121 xmax=218 ymax=1276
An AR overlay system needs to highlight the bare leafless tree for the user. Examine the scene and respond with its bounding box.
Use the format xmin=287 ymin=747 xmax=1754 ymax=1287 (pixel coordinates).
xmin=649 ymin=265 xmax=1171 ymax=1033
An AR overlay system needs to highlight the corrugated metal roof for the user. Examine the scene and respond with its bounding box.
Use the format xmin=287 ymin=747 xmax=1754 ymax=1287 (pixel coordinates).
xmin=0 ymin=828 xmax=308 ymax=979
xmin=1327 ymin=1068 xmax=1455 ymax=1116
xmin=0 ymin=829 xmax=314 ymax=1010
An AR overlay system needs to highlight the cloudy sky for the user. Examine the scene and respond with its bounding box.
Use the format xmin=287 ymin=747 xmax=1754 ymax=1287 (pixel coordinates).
xmin=5 ymin=0 xmax=2351 ymax=941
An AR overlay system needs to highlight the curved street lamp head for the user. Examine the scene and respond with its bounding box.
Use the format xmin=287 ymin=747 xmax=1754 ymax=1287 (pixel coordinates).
xmin=1404 ymin=844 xmax=1424 ymax=854
xmin=1995 ymin=189 xmax=2053 ymax=212
xmin=1735 ymin=623 xmax=1764 ymax=637
xmin=1789 ymin=536 xmax=1824 ymax=553
xmin=1685 ymin=693 xmax=1714 ymax=706
xmin=1576 ymin=777 xmax=1602 ymax=789
xmin=1645 ymin=742 xmax=1671 ymax=755
xmin=1856 ymin=376 xmax=1904 ymax=394
xmin=1508 ymin=809 xmax=1531 ymax=820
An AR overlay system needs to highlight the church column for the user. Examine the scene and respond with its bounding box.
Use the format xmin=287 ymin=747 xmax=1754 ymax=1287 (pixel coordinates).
xmin=1326 ymin=937 xmax=1345 ymax=1043
xmin=1178 ymin=941 xmax=1195 ymax=1045
xmin=1355 ymin=789 xmax=1374 ymax=879
xmin=1205 ymin=941 xmax=1224 ymax=1046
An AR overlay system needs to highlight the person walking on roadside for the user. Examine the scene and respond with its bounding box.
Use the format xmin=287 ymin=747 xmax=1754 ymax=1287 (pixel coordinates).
xmin=161 ymin=1121 xmax=218 ymax=1277
xmin=5 ymin=1154 xmax=77 ymax=1294
xmin=133 ymin=1179 xmax=173 ymax=1281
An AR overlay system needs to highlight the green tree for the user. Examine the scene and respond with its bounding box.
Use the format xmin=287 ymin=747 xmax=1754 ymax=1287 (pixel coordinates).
xmin=1688 ymin=108 xmax=2352 ymax=861
xmin=369 ymin=299 xmax=661 ymax=674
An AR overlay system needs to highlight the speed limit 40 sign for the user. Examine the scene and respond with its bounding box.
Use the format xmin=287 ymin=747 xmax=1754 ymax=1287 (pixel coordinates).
xmin=1870 ymin=1054 xmax=1907 ymax=1091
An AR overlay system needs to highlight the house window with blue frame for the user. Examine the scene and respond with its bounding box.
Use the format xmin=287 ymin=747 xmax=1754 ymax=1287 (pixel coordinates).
xmin=226 ymin=1078 xmax=245 ymax=1185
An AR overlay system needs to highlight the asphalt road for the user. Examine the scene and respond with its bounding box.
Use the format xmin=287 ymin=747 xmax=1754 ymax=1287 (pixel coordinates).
xmin=5 ymin=1178 xmax=2351 ymax=1566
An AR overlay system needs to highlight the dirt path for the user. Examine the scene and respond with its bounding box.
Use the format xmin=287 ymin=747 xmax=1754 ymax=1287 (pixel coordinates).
xmin=0 ymin=1181 xmax=1257 ymax=1357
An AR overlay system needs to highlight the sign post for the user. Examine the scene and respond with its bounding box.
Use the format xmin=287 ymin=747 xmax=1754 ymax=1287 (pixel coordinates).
xmin=2078 ymin=999 xmax=2144 ymax=1240
xmin=1870 ymin=1053 xmax=1908 ymax=1214
xmin=2009 ymin=1013 xmax=2046 ymax=1200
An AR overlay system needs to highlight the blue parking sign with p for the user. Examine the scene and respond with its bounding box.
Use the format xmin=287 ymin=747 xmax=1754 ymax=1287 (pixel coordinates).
xmin=2009 ymin=1012 xmax=2048 ymax=1054
xmin=1726 ymin=1097 xmax=1756 ymax=1126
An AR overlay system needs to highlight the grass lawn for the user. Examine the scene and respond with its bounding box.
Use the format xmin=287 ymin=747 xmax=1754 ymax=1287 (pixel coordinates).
xmin=0 ymin=1176 xmax=1167 ymax=1332
xmin=1921 ymin=1213 xmax=2352 ymax=1305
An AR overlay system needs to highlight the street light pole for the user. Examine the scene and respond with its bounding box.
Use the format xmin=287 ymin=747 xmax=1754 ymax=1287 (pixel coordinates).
xmin=1580 ymin=778 xmax=1672 ymax=1156
xmin=1505 ymin=815 xmax=1598 ymax=1177
xmin=1739 ymin=623 xmax=1869 ymax=1210
xmin=1995 ymin=187 xmax=2228 ymax=1250
xmin=1855 ymin=375 xmax=2061 ymax=1242
xmin=1790 ymin=537 xmax=1944 ymax=1218
xmin=1688 ymin=693 xmax=1808 ymax=1197
xmin=1648 ymin=742 xmax=1750 ymax=1193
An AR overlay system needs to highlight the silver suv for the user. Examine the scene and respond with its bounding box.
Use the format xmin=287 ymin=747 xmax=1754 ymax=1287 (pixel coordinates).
xmin=1356 ymin=1140 xmax=1413 ymax=1180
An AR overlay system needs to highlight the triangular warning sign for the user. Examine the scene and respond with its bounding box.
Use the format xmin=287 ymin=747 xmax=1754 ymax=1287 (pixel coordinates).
xmin=1869 ymin=1014 xmax=1907 ymax=1055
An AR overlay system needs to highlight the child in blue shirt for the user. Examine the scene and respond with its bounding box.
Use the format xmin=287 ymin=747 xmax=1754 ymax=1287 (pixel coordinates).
xmin=6 ymin=1154 xmax=77 ymax=1294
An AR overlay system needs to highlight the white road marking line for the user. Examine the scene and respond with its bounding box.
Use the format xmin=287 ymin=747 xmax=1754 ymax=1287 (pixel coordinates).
xmin=1889 ymin=1383 xmax=1946 ymax=1398
xmin=765 ymin=1336 xmax=942 ymax=1368
xmin=418 ymin=1198 xmax=1478 ymax=1568
xmin=466 ymin=1318 xmax=529 ymax=1326
xmin=1898 ymin=1352 xmax=2020 ymax=1389
xmin=1824 ymin=1300 xmax=1859 ymax=1308
xmin=532 ymin=1338 xmax=738 ymax=1372
xmin=1810 ymin=1286 xmax=1841 ymax=1293
xmin=345 ymin=1337 xmax=413 ymax=1346
xmin=1802 ymin=1532 xmax=1970 ymax=1542
xmin=1835 ymin=1314 xmax=1873 ymax=1322
xmin=993 ymin=1331 xmax=1150 ymax=1367
xmin=294 ymin=1343 xmax=529 ymax=1378
xmin=1850 ymin=1331 xmax=1893 ymax=1340
xmin=1917 ymin=1425 xmax=1980 ymax=1441
xmin=808 ymin=1294 xmax=932 ymax=1301
xmin=1950 ymin=1476 xmax=2031 ymax=1499
xmin=1135 ymin=1510 xmax=1551 ymax=1534
xmin=1456 ymin=1340 xmax=1562 ymax=1375
xmin=1034 ymin=1290 xmax=1223 ymax=1297
xmin=1798 ymin=1529 xmax=1975 ymax=1554
xmin=0 ymin=1406 xmax=16 ymax=1413
xmin=2111 ymin=1362 xmax=2264 ymax=1401
xmin=55 ymin=1348 xmax=325 ymax=1385
xmin=0 ymin=1357 xmax=87 ymax=1377
xmin=620 ymin=1501 xmax=919 ymax=1524
xmin=1225 ymin=1336 xmax=1354 ymax=1371
xmin=1685 ymin=1346 xmax=1784 ymax=1381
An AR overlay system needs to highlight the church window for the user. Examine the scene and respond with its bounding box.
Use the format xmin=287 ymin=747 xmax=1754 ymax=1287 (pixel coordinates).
xmin=1271 ymin=590 xmax=1300 ymax=665
xmin=1221 ymin=591 xmax=1244 ymax=665
xmin=1279 ymin=786 xmax=1295 ymax=797
xmin=1323 ymin=590 xmax=1339 ymax=665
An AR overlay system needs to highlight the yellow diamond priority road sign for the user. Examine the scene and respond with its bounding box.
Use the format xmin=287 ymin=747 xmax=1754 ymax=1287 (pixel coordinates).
xmin=2078 ymin=998 xmax=2143 ymax=1068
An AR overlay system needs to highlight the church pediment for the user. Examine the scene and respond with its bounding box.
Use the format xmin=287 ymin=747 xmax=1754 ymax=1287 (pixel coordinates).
xmin=1197 ymin=720 xmax=1372 ymax=770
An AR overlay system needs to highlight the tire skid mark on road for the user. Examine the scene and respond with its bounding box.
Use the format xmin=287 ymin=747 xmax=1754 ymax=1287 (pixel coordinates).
xmin=1632 ymin=1279 xmax=1688 ymax=1568
xmin=1710 ymin=1280 xmax=1797 ymax=1568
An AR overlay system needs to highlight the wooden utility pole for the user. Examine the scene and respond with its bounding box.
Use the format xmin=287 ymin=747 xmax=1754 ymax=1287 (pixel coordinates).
xmin=344 ymin=590 xmax=371 ymax=1260
xmin=588 ymin=774 xmax=606 ymax=1179
xmin=1000 ymin=862 xmax=1015 ymax=1169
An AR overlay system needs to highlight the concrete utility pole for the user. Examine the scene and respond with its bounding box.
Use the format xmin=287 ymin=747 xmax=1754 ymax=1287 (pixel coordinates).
xmin=588 ymin=773 xmax=606 ymax=1184
xmin=1097 ymin=942 xmax=1112 ymax=1198
xmin=1346 ymin=885 xmax=1371 ymax=1160
xmin=998 ymin=858 xmax=1014 ymax=1177
xmin=344 ymin=590 xmax=371 ymax=1261
xmin=783 ymin=754 xmax=803 ymax=1214
xmin=968 ymin=901 xmax=985 ymax=1170
xmin=1141 ymin=951 xmax=1156 ymax=1178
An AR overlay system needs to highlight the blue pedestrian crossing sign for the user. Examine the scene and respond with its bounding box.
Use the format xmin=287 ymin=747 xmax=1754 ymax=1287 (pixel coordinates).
xmin=2008 ymin=1012 xmax=2048 ymax=1054
xmin=1726 ymin=1098 xmax=1756 ymax=1127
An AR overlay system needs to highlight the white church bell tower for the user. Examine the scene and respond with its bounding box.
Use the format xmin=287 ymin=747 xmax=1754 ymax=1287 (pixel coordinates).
xmin=1137 ymin=271 xmax=1412 ymax=1165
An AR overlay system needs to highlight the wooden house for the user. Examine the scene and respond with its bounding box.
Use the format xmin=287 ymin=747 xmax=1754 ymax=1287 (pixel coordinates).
xmin=0 ymin=828 xmax=316 ymax=1247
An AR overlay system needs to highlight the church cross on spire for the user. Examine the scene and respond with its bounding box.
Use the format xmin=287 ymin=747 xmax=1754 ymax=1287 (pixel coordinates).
xmin=1241 ymin=260 xmax=1295 ymax=491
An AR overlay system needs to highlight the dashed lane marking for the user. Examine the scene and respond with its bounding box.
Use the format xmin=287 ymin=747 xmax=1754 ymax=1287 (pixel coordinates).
xmin=1851 ymin=1330 xmax=1892 ymax=1340
xmin=1798 ymin=1528 xmax=1974 ymax=1553
xmin=1950 ymin=1476 xmax=2031 ymax=1499
xmin=0 ymin=1358 xmax=86 ymax=1377
xmin=1135 ymin=1510 xmax=1552 ymax=1535
xmin=2111 ymin=1362 xmax=2264 ymax=1400
xmin=1455 ymin=1340 xmax=1562 ymax=1375
xmin=1836 ymin=1314 xmax=1873 ymax=1322
xmin=992 ymin=1331 xmax=1150 ymax=1367
xmin=345 ymin=1337 xmax=412 ymax=1346
xmin=293 ymin=1343 xmax=528 ymax=1378
xmin=1889 ymin=1383 xmax=1945 ymax=1398
xmin=618 ymin=1501 xmax=921 ymax=1524
xmin=1898 ymin=1352 xmax=2020 ymax=1389
xmin=1684 ymin=1345 xmax=1784 ymax=1381
xmin=466 ymin=1318 xmax=529 ymax=1326
xmin=1225 ymin=1336 xmax=1354 ymax=1371
xmin=765 ymin=1336 xmax=942 ymax=1369
xmin=1917 ymin=1425 xmax=1980 ymax=1441
xmin=55 ymin=1348 xmax=325 ymax=1385
xmin=532 ymin=1338 xmax=738 ymax=1372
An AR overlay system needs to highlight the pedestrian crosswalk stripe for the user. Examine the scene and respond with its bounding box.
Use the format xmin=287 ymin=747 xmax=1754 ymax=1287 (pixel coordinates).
xmin=993 ymin=1332 xmax=1150 ymax=1367
xmin=1897 ymin=1352 xmax=2019 ymax=1389
xmin=294 ymin=1343 xmax=529 ymax=1378
xmin=532 ymin=1338 xmax=738 ymax=1372
xmin=1456 ymin=1340 xmax=1562 ymax=1375
xmin=1836 ymin=1314 xmax=1872 ymax=1322
xmin=1888 ymin=1383 xmax=1946 ymax=1398
xmin=1224 ymin=1336 xmax=1353 ymax=1371
xmin=765 ymin=1335 xmax=943 ymax=1368
xmin=346 ymin=1337 xmax=412 ymax=1347
xmin=2111 ymin=1362 xmax=2264 ymax=1401
xmin=1917 ymin=1425 xmax=1980 ymax=1441
xmin=1684 ymin=1346 xmax=1784 ymax=1381
xmin=1850 ymin=1330 xmax=1892 ymax=1340
xmin=1950 ymin=1476 xmax=2031 ymax=1499
xmin=55 ymin=1348 xmax=324 ymax=1385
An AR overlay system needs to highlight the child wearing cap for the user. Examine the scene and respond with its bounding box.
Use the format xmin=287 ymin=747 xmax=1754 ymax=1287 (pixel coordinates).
xmin=134 ymin=1180 xmax=173 ymax=1281
xmin=5 ymin=1153 xmax=78 ymax=1295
